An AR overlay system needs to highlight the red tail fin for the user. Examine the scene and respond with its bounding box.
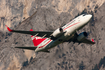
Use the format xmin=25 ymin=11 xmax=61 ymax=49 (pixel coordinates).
xmin=30 ymin=29 xmax=46 ymax=46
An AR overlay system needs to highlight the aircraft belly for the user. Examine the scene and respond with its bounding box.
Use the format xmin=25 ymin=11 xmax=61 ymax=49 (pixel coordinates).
xmin=47 ymin=35 xmax=74 ymax=49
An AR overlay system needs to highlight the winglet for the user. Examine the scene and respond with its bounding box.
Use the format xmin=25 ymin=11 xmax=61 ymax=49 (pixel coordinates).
xmin=30 ymin=29 xmax=33 ymax=37
xmin=30 ymin=29 xmax=33 ymax=31
xmin=5 ymin=25 xmax=13 ymax=32
xmin=92 ymin=39 xmax=95 ymax=43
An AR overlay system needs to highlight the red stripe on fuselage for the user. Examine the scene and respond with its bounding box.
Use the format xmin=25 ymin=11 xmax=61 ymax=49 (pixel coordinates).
xmin=63 ymin=22 xmax=80 ymax=30
xmin=39 ymin=40 xmax=52 ymax=48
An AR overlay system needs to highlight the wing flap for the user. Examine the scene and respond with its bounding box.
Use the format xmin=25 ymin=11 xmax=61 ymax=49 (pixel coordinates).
xmin=15 ymin=47 xmax=37 ymax=50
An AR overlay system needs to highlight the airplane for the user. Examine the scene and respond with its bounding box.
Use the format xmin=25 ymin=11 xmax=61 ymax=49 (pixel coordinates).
xmin=6 ymin=14 xmax=95 ymax=53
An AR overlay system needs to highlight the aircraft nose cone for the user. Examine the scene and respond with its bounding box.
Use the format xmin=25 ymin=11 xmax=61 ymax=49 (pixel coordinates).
xmin=88 ymin=14 xmax=92 ymax=19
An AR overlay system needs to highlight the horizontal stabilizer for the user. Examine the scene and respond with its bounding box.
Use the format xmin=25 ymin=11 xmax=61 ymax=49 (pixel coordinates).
xmin=15 ymin=47 xmax=37 ymax=50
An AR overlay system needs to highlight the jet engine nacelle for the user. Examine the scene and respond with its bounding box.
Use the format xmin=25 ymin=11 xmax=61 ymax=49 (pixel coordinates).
xmin=52 ymin=28 xmax=63 ymax=38
xmin=77 ymin=32 xmax=88 ymax=41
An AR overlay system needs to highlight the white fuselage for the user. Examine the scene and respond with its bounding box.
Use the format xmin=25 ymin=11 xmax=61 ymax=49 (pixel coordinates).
xmin=35 ymin=14 xmax=92 ymax=52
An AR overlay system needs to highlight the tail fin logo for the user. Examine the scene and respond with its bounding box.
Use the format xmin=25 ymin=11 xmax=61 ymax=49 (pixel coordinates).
xmin=35 ymin=37 xmax=42 ymax=40
xmin=32 ymin=36 xmax=46 ymax=46
xmin=31 ymin=36 xmax=42 ymax=40
xmin=30 ymin=29 xmax=47 ymax=46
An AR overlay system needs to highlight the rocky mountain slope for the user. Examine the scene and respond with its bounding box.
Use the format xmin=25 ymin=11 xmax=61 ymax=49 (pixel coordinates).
xmin=0 ymin=0 xmax=105 ymax=70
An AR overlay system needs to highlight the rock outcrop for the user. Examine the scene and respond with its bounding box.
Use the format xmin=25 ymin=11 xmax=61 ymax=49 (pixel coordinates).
xmin=0 ymin=0 xmax=105 ymax=70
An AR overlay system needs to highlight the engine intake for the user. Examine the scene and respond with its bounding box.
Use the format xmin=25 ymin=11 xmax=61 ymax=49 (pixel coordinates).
xmin=77 ymin=32 xmax=88 ymax=41
xmin=51 ymin=28 xmax=63 ymax=38
xmin=60 ymin=28 xmax=63 ymax=32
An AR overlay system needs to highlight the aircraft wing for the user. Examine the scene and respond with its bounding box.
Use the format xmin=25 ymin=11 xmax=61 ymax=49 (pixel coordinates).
xmin=6 ymin=25 xmax=53 ymax=37
xmin=72 ymin=38 xmax=95 ymax=44
xmin=79 ymin=38 xmax=95 ymax=44
xmin=67 ymin=33 xmax=95 ymax=44
xmin=15 ymin=46 xmax=37 ymax=50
